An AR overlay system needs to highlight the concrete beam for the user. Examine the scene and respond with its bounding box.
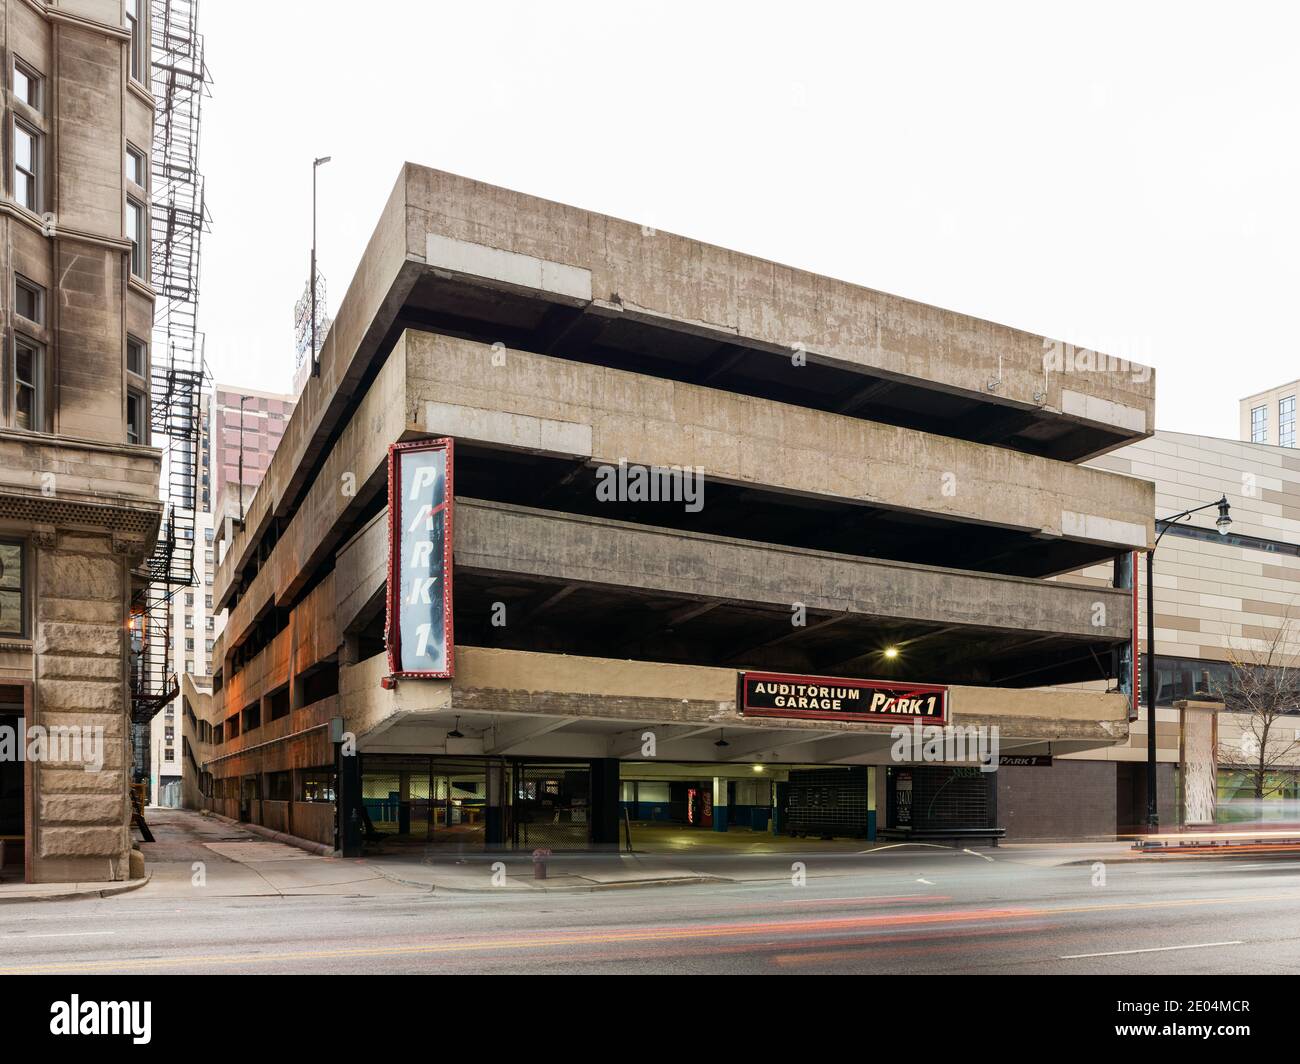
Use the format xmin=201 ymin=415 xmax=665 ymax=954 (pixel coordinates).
xmin=408 ymin=332 xmax=1154 ymax=552
xmin=484 ymin=716 xmax=573 ymax=754
xmin=402 ymin=165 xmax=1154 ymax=439
xmin=454 ymin=499 xmax=1135 ymax=642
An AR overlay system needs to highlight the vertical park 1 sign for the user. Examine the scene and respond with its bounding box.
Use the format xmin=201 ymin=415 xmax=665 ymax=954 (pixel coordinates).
xmin=387 ymin=438 xmax=454 ymax=679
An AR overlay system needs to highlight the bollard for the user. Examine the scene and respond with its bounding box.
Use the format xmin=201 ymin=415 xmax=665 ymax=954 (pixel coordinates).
xmin=532 ymin=848 xmax=552 ymax=880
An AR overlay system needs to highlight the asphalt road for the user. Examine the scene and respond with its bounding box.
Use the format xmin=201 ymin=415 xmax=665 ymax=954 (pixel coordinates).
xmin=5 ymin=814 xmax=1300 ymax=974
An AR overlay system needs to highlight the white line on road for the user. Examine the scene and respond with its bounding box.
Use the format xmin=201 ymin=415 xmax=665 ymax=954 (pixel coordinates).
xmin=1060 ymin=940 xmax=1243 ymax=960
xmin=963 ymin=849 xmax=994 ymax=862
xmin=916 ymin=877 xmax=934 ymax=885
xmin=9 ymin=931 xmax=118 ymax=940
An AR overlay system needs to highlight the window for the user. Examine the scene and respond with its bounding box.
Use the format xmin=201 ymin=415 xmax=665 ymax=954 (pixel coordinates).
xmin=300 ymin=769 xmax=336 ymax=803
xmin=127 ymin=335 xmax=147 ymax=376
xmin=1281 ymin=397 xmax=1296 ymax=448
xmin=125 ymin=0 xmax=145 ymax=83
xmin=13 ymin=121 xmax=39 ymax=211
xmin=1251 ymin=404 xmax=1268 ymax=444
xmin=205 ymin=594 xmax=213 ymax=609
xmin=13 ymin=60 xmax=40 ymax=110
xmin=14 ymin=276 xmax=43 ymax=324
xmin=126 ymin=389 xmax=146 ymax=445
xmin=126 ymin=197 xmax=146 ymax=277
xmin=266 ymin=771 xmax=292 ymax=802
xmin=14 ymin=337 xmax=42 ymax=431
xmin=125 ymin=145 xmax=146 ymax=188
xmin=0 ymin=540 xmax=26 ymax=638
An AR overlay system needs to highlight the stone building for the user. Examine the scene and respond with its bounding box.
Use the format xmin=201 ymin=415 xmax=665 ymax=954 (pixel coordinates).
xmin=1241 ymin=380 xmax=1300 ymax=448
xmin=0 ymin=0 xmax=161 ymax=883
xmin=1041 ymin=429 xmax=1300 ymax=835
xmin=189 ymin=165 xmax=1157 ymax=851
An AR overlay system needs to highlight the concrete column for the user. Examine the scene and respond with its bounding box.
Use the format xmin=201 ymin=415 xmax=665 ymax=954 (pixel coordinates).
xmin=866 ymin=766 xmax=877 ymax=841
xmin=484 ymin=763 xmax=506 ymax=847
xmin=712 ymin=776 xmax=728 ymax=832
xmin=398 ymin=771 xmax=411 ymax=835
xmin=589 ymin=759 xmax=621 ymax=849
xmin=339 ymin=746 xmax=362 ymax=858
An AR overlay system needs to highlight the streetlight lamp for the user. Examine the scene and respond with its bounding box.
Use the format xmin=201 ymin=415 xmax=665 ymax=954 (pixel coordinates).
xmin=1144 ymin=494 xmax=1231 ymax=830
xmin=310 ymin=156 xmax=332 ymax=378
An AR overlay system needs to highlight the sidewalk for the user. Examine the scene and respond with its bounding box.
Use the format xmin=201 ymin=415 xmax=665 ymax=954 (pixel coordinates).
xmin=0 ymin=877 xmax=150 ymax=905
xmin=363 ymin=851 xmax=728 ymax=893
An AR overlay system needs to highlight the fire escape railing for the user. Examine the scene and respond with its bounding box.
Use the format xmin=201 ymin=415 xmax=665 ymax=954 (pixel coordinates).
xmin=130 ymin=0 xmax=211 ymax=783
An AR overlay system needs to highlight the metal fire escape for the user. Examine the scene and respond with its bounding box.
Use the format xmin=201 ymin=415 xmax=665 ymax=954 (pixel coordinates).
xmin=129 ymin=0 xmax=211 ymax=781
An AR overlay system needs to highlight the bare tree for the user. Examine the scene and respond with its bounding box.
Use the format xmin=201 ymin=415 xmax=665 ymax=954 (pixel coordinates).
xmin=1213 ymin=619 xmax=1300 ymax=803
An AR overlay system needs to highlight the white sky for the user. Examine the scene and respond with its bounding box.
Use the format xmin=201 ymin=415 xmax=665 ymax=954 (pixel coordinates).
xmin=199 ymin=1 xmax=1300 ymax=439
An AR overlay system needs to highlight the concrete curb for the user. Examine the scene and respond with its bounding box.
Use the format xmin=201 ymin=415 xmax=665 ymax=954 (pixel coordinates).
xmin=365 ymin=862 xmax=730 ymax=894
xmin=1062 ymin=848 xmax=1300 ymax=866
xmin=0 ymin=873 xmax=151 ymax=905
xmin=200 ymin=810 xmax=337 ymax=858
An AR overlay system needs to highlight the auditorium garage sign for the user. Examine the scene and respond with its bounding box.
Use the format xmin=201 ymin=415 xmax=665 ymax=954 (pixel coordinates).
xmin=739 ymin=671 xmax=948 ymax=725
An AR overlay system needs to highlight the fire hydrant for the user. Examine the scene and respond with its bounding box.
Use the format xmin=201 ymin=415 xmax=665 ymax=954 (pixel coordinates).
xmin=532 ymin=848 xmax=552 ymax=880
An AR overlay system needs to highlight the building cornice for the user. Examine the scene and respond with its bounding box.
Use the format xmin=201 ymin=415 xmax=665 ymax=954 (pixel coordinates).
xmin=0 ymin=202 xmax=135 ymax=253
xmin=20 ymin=0 xmax=131 ymax=42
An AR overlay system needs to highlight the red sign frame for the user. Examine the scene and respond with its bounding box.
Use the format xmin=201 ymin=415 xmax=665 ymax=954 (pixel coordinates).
xmin=386 ymin=438 xmax=455 ymax=679
xmin=739 ymin=671 xmax=948 ymax=724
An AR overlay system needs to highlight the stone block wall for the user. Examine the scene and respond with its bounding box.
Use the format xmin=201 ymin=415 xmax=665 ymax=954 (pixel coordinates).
xmin=30 ymin=532 xmax=130 ymax=882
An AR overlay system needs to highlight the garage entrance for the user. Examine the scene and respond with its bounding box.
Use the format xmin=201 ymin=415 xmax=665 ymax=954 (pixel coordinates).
xmin=357 ymin=754 xmax=594 ymax=852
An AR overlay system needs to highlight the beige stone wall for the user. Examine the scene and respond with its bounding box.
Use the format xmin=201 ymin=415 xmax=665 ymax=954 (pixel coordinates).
xmin=1060 ymin=430 xmax=1300 ymax=774
xmin=0 ymin=3 xmax=160 ymax=882
xmin=1082 ymin=431 xmax=1300 ymax=664
xmin=30 ymin=532 xmax=131 ymax=881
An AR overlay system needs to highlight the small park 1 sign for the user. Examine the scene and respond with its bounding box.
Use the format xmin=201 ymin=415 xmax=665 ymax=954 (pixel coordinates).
xmin=386 ymin=438 xmax=454 ymax=679
xmin=739 ymin=671 xmax=948 ymax=724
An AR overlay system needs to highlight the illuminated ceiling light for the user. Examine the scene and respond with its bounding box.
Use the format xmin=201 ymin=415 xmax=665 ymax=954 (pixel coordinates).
xmin=883 ymin=646 xmax=900 ymax=660
xmin=752 ymin=764 xmax=765 ymax=772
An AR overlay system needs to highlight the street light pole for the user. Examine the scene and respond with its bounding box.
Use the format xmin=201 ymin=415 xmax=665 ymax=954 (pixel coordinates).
xmin=1144 ymin=494 xmax=1232 ymax=831
xmin=311 ymin=156 xmax=332 ymax=378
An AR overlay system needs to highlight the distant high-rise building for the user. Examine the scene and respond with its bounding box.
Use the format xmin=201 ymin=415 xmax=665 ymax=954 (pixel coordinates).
xmin=212 ymin=384 xmax=297 ymax=528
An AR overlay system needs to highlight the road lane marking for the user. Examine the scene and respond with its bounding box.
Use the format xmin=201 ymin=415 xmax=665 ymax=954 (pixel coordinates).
xmin=9 ymin=931 xmax=118 ymax=940
xmin=1060 ymin=940 xmax=1243 ymax=959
